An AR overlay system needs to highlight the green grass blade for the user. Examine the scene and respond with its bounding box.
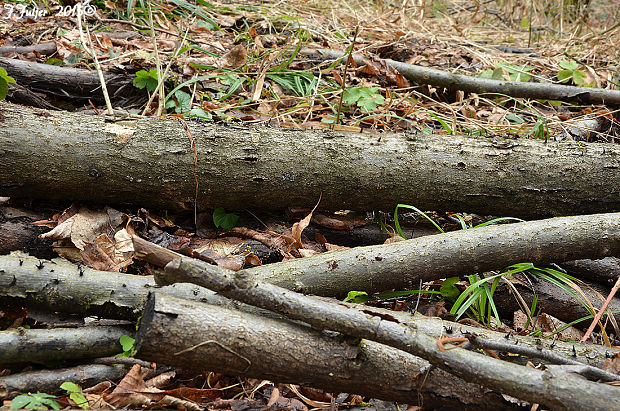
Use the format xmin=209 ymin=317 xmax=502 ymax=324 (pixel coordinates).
xmin=394 ymin=204 xmax=444 ymax=234
xmin=474 ymin=217 xmax=525 ymax=227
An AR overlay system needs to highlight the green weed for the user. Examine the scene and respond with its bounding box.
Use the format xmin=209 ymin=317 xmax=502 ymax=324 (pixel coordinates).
xmin=10 ymin=393 xmax=60 ymax=410
xmin=60 ymin=382 xmax=88 ymax=410
xmin=0 ymin=67 xmax=16 ymax=100
xmin=557 ymin=60 xmax=589 ymax=86
xmin=213 ymin=208 xmax=238 ymax=231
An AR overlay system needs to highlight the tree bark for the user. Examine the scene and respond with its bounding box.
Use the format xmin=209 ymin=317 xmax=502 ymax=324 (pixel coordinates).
xmin=2 ymin=254 xmax=614 ymax=367
xmin=136 ymin=292 xmax=522 ymax=410
xmin=0 ymin=326 xmax=131 ymax=364
xmin=145 ymin=245 xmax=620 ymax=411
xmin=1 ymin=101 xmax=619 ymax=218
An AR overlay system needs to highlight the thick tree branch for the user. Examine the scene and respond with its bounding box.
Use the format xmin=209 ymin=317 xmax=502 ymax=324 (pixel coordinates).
xmin=1 ymin=102 xmax=619 ymax=218
xmin=304 ymin=49 xmax=620 ymax=105
xmin=136 ymin=292 xmax=523 ymax=409
xmin=1 ymin=254 xmax=614 ymax=367
xmin=136 ymin=238 xmax=620 ymax=410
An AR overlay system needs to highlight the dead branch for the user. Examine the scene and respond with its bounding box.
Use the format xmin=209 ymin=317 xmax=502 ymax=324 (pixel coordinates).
xmin=1 ymin=253 xmax=615 ymax=367
xmin=0 ymin=326 xmax=132 ymax=364
xmin=137 ymin=238 xmax=620 ymax=410
xmin=0 ymin=365 xmax=128 ymax=400
xmin=0 ymin=57 xmax=132 ymax=102
xmin=1 ymin=101 xmax=619 ymax=218
xmin=304 ymin=49 xmax=620 ymax=105
xmin=234 ymin=213 xmax=620 ymax=297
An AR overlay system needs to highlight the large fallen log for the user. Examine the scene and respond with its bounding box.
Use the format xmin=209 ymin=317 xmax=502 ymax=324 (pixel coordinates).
xmin=1 ymin=101 xmax=619 ymax=218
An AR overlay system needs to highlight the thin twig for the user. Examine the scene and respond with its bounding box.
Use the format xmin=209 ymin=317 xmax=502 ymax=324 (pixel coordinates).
xmin=77 ymin=6 xmax=113 ymax=115
xmin=147 ymin=0 xmax=165 ymax=116
xmin=141 ymin=18 xmax=194 ymax=116
xmin=333 ymin=26 xmax=359 ymax=127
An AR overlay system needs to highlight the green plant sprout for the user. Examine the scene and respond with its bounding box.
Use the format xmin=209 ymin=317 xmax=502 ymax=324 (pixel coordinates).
xmin=384 ymin=204 xmax=586 ymax=328
xmin=10 ymin=393 xmax=60 ymax=410
xmin=133 ymin=69 xmax=159 ymax=92
xmin=60 ymin=382 xmax=88 ymax=410
xmin=213 ymin=208 xmax=239 ymax=231
xmin=342 ymin=86 xmax=385 ymax=112
xmin=0 ymin=67 xmax=16 ymax=100
xmin=266 ymin=71 xmax=317 ymax=97
xmin=164 ymin=89 xmax=192 ymax=113
xmin=557 ymin=60 xmax=588 ymax=86
xmin=116 ymin=335 xmax=136 ymax=357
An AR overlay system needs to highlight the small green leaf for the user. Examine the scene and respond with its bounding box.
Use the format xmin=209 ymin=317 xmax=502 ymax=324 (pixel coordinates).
xmin=559 ymin=60 xmax=578 ymax=70
xmin=342 ymin=87 xmax=364 ymax=105
xmin=173 ymin=90 xmax=192 ymax=113
xmin=213 ymin=208 xmax=238 ymax=231
xmin=69 ymin=392 xmax=88 ymax=409
xmin=10 ymin=393 xmax=60 ymax=410
xmin=0 ymin=68 xmax=16 ymax=83
xmin=133 ymin=69 xmax=159 ymax=92
xmin=344 ymin=291 xmax=368 ymax=302
xmin=505 ymin=113 xmax=524 ymax=124
xmin=119 ymin=335 xmax=135 ymax=352
xmin=60 ymin=382 xmax=80 ymax=392
xmin=189 ymin=108 xmax=212 ymax=120
xmin=9 ymin=395 xmax=31 ymax=409
xmin=0 ymin=79 xmax=8 ymax=100
xmin=520 ymin=17 xmax=530 ymax=28
xmin=477 ymin=69 xmax=494 ymax=79
xmin=440 ymin=277 xmax=460 ymax=301
xmin=343 ymin=86 xmax=384 ymax=112
xmin=45 ymin=58 xmax=63 ymax=66
xmin=572 ymin=69 xmax=586 ymax=85
xmin=491 ymin=67 xmax=504 ymax=80
xmin=557 ymin=69 xmax=573 ymax=83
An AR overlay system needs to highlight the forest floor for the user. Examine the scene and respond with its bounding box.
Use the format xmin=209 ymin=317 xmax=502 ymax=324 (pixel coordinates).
xmin=1 ymin=0 xmax=619 ymax=410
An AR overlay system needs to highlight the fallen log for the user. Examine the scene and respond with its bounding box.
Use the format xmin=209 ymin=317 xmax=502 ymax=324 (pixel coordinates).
xmin=136 ymin=214 xmax=620 ymax=297
xmin=2 ymin=254 xmax=614 ymax=367
xmin=0 ymin=57 xmax=133 ymax=102
xmin=1 ymin=101 xmax=619 ymax=218
xmin=0 ymin=325 xmax=131 ymax=364
xmin=304 ymin=49 xmax=620 ymax=106
xmin=140 ymin=240 xmax=620 ymax=410
xmin=0 ymin=253 xmax=232 ymax=321
xmin=135 ymin=292 xmax=522 ymax=410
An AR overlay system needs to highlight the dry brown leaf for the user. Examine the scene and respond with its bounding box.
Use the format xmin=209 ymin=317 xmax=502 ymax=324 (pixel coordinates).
xmin=291 ymin=197 xmax=321 ymax=250
xmin=106 ymin=364 xmax=160 ymax=408
xmin=601 ymin=353 xmax=620 ymax=374
xmin=221 ymin=44 xmax=247 ymax=68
